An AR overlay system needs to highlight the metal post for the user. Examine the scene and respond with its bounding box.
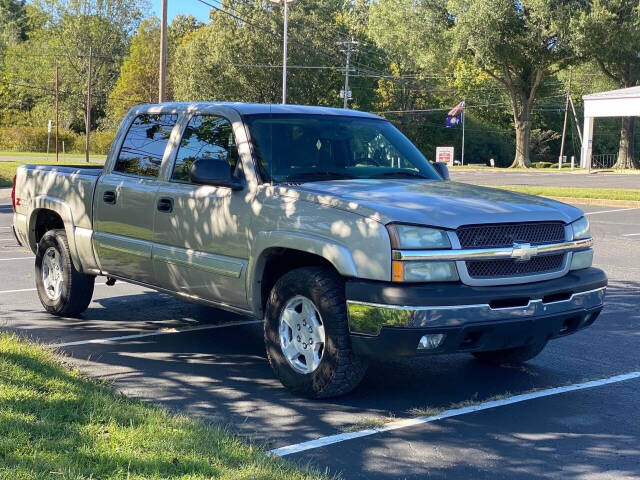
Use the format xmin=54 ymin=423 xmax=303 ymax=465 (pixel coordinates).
xmin=85 ymin=46 xmax=92 ymax=163
xmin=55 ymin=62 xmax=59 ymax=163
xmin=339 ymin=38 xmax=358 ymax=109
xmin=461 ymin=98 xmax=465 ymax=167
xmin=282 ymin=0 xmax=289 ymax=104
xmin=159 ymin=0 xmax=167 ymax=103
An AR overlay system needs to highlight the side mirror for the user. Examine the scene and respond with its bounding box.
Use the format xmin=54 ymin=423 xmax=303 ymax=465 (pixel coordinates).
xmin=190 ymin=158 xmax=243 ymax=190
xmin=433 ymin=162 xmax=450 ymax=180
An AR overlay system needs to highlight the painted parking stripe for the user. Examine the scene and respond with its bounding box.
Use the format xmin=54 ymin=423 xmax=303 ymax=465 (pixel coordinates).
xmin=46 ymin=319 xmax=263 ymax=348
xmin=585 ymin=207 xmax=638 ymax=215
xmin=0 ymin=282 xmax=112 ymax=295
xmin=0 ymin=256 xmax=33 ymax=261
xmin=622 ymin=233 xmax=640 ymax=237
xmin=270 ymin=371 xmax=640 ymax=457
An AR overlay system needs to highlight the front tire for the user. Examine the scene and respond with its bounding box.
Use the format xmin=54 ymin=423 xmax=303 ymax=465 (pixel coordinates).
xmin=264 ymin=266 xmax=368 ymax=398
xmin=472 ymin=340 xmax=547 ymax=365
xmin=35 ymin=229 xmax=95 ymax=317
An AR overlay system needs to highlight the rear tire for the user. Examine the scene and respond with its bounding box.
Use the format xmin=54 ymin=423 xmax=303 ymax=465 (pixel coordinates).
xmin=472 ymin=341 xmax=547 ymax=365
xmin=264 ymin=266 xmax=368 ymax=398
xmin=35 ymin=229 xmax=95 ymax=317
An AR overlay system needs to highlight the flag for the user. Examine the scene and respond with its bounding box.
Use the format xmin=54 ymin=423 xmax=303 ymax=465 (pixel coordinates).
xmin=448 ymin=100 xmax=465 ymax=117
xmin=446 ymin=114 xmax=461 ymax=128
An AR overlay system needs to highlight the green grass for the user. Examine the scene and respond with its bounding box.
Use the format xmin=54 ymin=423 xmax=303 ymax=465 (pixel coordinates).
xmin=0 ymin=160 xmax=105 ymax=188
xmin=493 ymin=185 xmax=640 ymax=201
xmin=0 ymin=333 xmax=327 ymax=480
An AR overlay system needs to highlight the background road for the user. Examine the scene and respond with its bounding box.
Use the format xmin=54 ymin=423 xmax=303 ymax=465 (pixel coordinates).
xmin=1 ymin=187 xmax=639 ymax=479
xmin=450 ymin=169 xmax=640 ymax=189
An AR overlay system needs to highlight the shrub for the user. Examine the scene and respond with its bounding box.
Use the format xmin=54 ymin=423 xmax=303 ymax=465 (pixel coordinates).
xmin=0 ymin=126 xmax=114 ymax=155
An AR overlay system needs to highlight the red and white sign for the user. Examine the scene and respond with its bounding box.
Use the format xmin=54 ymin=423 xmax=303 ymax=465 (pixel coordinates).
xmin=436 ymin=146 xmax=455 ymax=166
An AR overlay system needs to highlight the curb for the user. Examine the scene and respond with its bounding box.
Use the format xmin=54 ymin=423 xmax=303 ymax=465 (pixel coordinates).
xmin=542 ymin=196 xmax=640 ymax=208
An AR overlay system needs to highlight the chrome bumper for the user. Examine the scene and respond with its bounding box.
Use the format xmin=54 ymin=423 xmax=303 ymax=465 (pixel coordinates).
xmin=347 ymin=286 xmax=606 ymax=335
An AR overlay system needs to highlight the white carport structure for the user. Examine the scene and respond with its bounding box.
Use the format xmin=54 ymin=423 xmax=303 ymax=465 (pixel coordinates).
xmin=581 ymin=85 xmax=640 ymax=168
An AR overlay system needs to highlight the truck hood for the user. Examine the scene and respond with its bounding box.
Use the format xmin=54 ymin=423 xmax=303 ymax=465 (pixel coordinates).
xmin=283 ymin=179 xmax=583 ymax=229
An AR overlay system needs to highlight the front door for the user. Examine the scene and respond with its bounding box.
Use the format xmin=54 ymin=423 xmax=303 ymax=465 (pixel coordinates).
xmin=152 ymin=113 xmax=250 ymax=308
xmin=93 ymin=113 xmax=179 ymax=284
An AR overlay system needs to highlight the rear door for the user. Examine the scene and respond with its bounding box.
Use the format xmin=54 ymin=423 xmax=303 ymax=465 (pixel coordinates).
xmin=151 ymin=112 xmax=251 ymax=308
xmin=93 ymin=112 xmax=180 ymax=284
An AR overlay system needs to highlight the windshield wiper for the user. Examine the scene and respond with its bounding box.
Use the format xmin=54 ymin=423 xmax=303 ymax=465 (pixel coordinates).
xmin=281 ymin=171 xmax=356 ymax=182
xmin=369 ymin=170 xmax=430 ymax=179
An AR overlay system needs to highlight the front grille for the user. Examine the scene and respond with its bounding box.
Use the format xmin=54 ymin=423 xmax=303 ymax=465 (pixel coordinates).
xmin=467 ymin=254 xmax=565 ymax=278
xmin=457 ymin=222 xmax=565 ymax=248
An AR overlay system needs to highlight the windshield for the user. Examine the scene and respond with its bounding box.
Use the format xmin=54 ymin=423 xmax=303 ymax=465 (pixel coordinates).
xmin=244 ymin=114 xmax=440 ymax=183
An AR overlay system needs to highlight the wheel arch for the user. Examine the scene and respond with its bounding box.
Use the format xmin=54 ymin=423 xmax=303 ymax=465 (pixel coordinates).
xmin=28 ymin=197 xmax=83 ymax=271
xmin=248 ymin=231 xmax=357 ymax=318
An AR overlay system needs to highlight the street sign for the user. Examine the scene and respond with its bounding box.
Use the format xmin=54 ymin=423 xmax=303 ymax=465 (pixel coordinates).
xmin=47 ymin=120 xmax=52 ymax=133
xmin=436 ymin=146 xmax=455 ymax=166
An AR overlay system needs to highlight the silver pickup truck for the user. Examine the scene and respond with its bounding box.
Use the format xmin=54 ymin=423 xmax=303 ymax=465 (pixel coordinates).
xmin=12 ymin=102 xmax=607 ymax=397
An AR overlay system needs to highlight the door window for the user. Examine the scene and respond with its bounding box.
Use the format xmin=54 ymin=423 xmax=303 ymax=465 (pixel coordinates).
xmin=114 ymin=113 xmax=179 ymax=178
xmin=172 ymin=115 xmax=239 ymax=183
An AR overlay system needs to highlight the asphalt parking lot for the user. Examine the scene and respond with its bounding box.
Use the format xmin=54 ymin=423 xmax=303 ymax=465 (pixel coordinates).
xmin=1 ymin=187 xmax=639 ymax=479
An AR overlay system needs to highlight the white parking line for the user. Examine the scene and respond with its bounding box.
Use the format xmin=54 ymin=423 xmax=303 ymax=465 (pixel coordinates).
xmin=0 ymin=282 xmax=109 ymax=295
xmin=0 ymin=256 xmax=32 ymax=261
xmin=270 ymin=371 xmax=640 ymax=457
xmin=585 ymin=207 xmax=638 ymax=215
xmin=46 ymin=319 xmax=263 ymax=348
xmin=622 ymin=233 xmax=640 ymax=237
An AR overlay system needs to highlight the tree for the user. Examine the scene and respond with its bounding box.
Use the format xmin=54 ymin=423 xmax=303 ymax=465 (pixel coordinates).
xmin=107 ymin=18 xmax=160 ymax=121
xmin=107 ymin=14 xmax=202 ymax=123
xmin=172 ymin=0 xmax=348 ymax=106
xmin=573 ymin=0 xmax=640 ymax=169
xmin=448 ymin=0 xmax=579 ymax=167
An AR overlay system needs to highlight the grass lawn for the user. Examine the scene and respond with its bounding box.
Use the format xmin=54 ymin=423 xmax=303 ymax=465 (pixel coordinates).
xmin=494 ymin=185 xmax=640 ymax=201
xmin=0 ymin=160 xmax=105 ymax=188
xmin=0 ymin=151 xmax=107 ymax=159
xmin=0 ymin=333 xmax=326 ymax=480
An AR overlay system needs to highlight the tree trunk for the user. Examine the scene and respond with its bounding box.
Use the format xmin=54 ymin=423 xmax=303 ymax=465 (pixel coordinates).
xmin=614 ymin=116 xmax=638 ymax=169
xmin=510 ymin=114 xmax=532 ymax=168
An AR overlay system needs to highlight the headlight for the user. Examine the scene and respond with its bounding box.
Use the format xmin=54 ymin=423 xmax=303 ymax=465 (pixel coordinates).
xmin=571 ymin=216 xmax=590 ymax=240
xmin=388 ymin=224 xmax=451 ymax=249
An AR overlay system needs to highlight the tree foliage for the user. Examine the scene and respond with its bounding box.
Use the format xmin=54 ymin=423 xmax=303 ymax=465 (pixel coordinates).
xmin=573 ymin=0 xmax=640 ymax=168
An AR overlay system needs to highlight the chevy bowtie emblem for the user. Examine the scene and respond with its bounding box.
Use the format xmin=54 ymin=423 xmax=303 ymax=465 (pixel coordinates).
xmin=511 ymin=242 xmax=538 ymax=262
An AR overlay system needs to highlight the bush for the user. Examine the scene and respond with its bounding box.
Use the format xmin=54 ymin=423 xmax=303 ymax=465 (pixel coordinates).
xmin=533 ymin=161 xmax=553 ymax=168
xmin=0 ymin=126 xmax=114 ymax=155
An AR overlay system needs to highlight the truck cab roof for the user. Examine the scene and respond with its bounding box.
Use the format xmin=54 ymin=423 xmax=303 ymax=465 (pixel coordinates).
xmin=129 ymin=102 xmax=383 ymax=119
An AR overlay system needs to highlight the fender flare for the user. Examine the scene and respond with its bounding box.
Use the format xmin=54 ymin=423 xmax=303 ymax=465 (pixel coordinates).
xmin=247 ymin=230 xmax=358 ymax=315
xmin=28 ymin=196 xmax=83 ymax=271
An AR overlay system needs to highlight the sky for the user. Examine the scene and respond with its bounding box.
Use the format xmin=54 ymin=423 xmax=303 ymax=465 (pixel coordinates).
xmin=150 ymin=0 xmax=212 ymax=23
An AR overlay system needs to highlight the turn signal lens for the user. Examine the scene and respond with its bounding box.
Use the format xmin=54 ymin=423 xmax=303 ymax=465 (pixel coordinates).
xmin=392 ymin=261 xmax=404 ymax=282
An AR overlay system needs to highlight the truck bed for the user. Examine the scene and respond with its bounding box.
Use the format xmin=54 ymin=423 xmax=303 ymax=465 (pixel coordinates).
xmin=14 ymin=164 xmax=102 ymax=233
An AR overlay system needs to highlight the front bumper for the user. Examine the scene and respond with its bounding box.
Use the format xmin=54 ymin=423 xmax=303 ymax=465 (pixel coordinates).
xmin=347 ymin=267 xmax=607 ymax=358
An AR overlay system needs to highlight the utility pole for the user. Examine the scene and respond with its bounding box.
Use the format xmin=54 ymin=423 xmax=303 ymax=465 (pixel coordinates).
xmin=271 ymin=0 xmax=294 ymax=104
xmin=461 ymin=98 xmax=466 ymax=166
xmin=85 ymin=46 xmax=92 ymax=163
xmin=559 ymin=70 xmax=572 ymax=162
xmin=159 ymin=0 xmax=167 ymax=103
xmin=55 ymin=62 xmax=59 ymax=163
xmin=338 ymin=38 xmax=358 ymax=109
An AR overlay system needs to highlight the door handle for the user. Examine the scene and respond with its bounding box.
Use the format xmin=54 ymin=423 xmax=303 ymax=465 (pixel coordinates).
xmin=157 ymin=197 xmax=174 ymax=213
xmin=103 ymin=191 xmax=116 ymax=204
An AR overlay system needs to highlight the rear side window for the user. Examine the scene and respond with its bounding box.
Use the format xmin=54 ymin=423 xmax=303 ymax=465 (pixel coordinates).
xmin=114 ymin=113 xmax=179 ymax=178
xmin=171 ymin=115 xmax=239 ymax=183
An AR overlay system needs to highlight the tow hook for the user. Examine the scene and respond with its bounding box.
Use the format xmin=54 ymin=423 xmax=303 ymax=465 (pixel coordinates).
xmin=105 ymin=277 xmax=116 ymax=286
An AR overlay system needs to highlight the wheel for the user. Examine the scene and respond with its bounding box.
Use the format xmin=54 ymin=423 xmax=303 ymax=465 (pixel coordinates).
xmin=35 ymin=229 xmax=95 ymax=317
xmin=264 ymin=266 xmax=368 ymax=398
xmin=472 ymin=340 xmax=547 ymax=365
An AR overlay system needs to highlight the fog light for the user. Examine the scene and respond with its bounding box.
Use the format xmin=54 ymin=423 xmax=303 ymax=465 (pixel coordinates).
xmin=418 ymin=334 xmax=445 ymax=350
xmin=570 ymin=249 xmax=593 ymax=271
